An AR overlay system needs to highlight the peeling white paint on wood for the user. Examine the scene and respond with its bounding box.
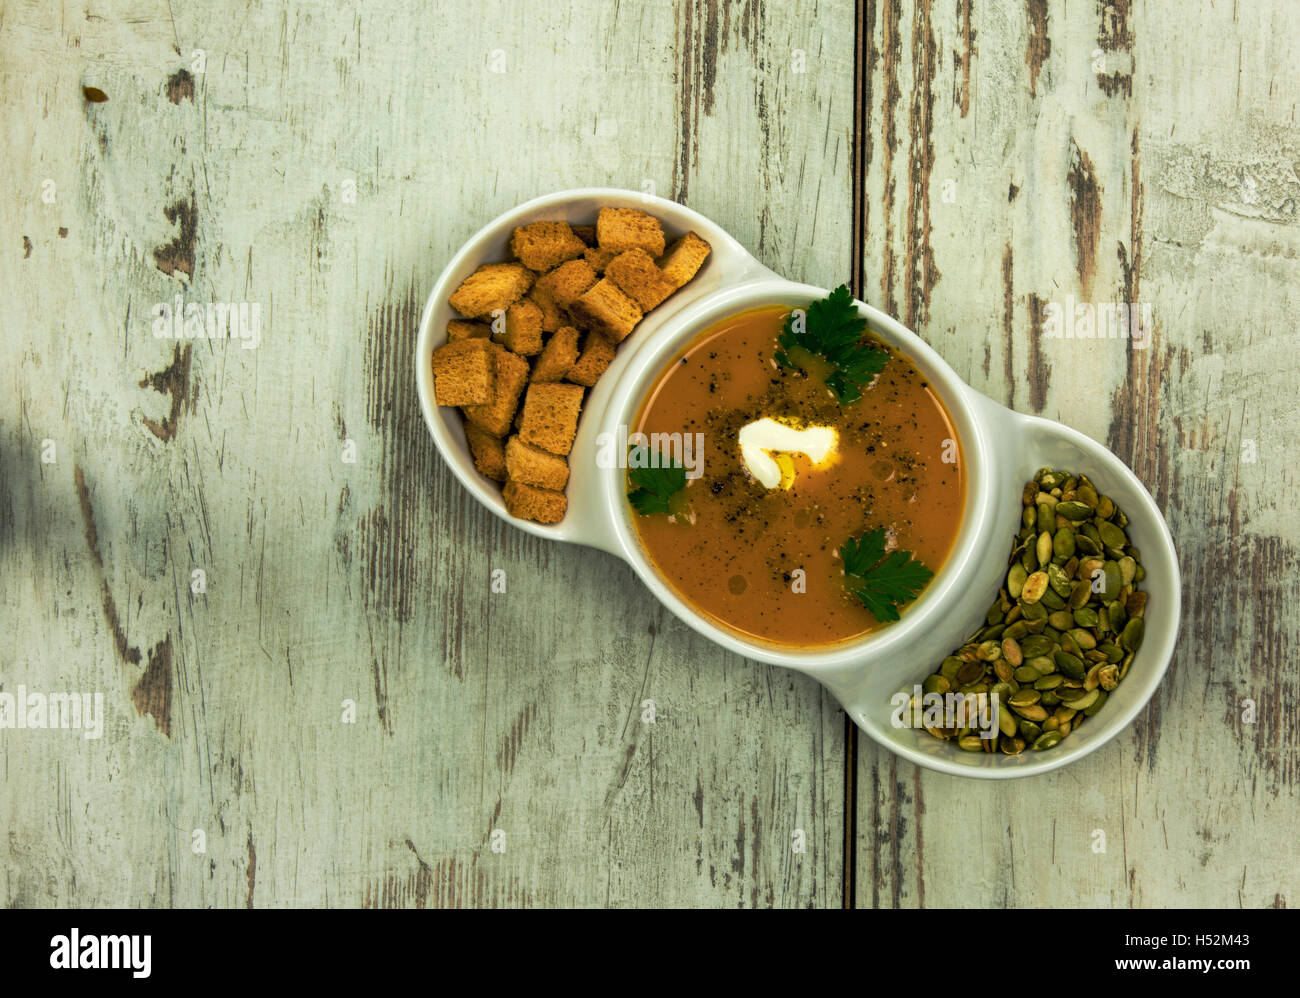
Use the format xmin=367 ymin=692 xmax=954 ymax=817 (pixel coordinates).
xmin=0 ymin=0 xmax=1295 ymax=908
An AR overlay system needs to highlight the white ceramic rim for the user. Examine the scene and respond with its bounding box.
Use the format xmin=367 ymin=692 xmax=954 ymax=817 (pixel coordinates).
xmin=414 ymin=188 xmax=1182 ymax=779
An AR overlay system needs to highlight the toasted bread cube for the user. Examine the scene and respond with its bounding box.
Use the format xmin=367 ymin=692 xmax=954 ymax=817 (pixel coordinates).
xmin=605 ymin=249 xmax=677 ymax=311
xmin=532 ymin=325 xmax=581 ymax=383
xmin=583 ymin=247 xmax=616 ymax=273
xmin=534 ymin=259 xmax=597 ymax=309
xmin=503 ymin=480 xmax=567 ymax=524
xmin=506 ymin=436 xmax=570 ymax=490
xmin=572 ymin=224 xmax=597 ymax=246
xmin=596 ymin=207 xmax=666 ymax=256
xmin=465 ymin=423 xmax=507 ymax=482
xmin=509 ymin=221 xmax=587 ymax=272
xmin=432 ymin=338 xmax=495 ymax=406
xmin=566 ymin=332 xmax=617 ymax=387
xmin=447 ymin=262 xmax=534 ymax=319
xmin=492 ymin=297 xmax=543 ymax=356
xmin=568 ymin=277 xmax=643 ymax=343
xmin=658 ymin=231 xmax=712 ymax=289
xmin=447 ymin=319 xmax=490 ymax=342
xmin=462 ymin=345 xmax=530 ymax=437
xmin=529 ymin=288 xmax=566 ymax=333
xmin=518 ymin=382 xmax=584 ymax=456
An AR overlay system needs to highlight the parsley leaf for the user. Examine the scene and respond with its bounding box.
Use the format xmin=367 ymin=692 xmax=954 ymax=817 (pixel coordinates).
xmin=774 ymin=284 xmax=888 ymax=403
xmin=627 ymin=447 xmax=687 ymax=515
xmin=840 ymin=528 xmax=933 ymax=623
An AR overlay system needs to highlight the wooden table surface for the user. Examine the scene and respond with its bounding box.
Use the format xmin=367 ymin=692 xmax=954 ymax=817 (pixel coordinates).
xmin=2 ymin=0 xmax=1296 ymax=908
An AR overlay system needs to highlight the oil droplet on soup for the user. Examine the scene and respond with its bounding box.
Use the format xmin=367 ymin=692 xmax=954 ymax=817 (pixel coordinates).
xmin=631 ymin=304 xmax=965 ymax=647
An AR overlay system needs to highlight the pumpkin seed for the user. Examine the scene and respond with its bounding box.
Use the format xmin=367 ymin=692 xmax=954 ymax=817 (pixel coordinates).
xmin=1098 ymin=521 xmax=1128 ymax=551
xmin=1121 ymin=617 xmax=1145 ymax=652
xmin=1036 ymin=531 xmax=1054 ymax=566
xmin=1021 ymin=571 xmax=1049 ymax=604
xmin=1011 ymin=703 xmax=1049 ymax=722
xmin=1056 ymin=501 xmax=1092 ymax=521
xmin=904 ymin=467 xmax=1148 ymax=755
xmin=923 ymin=674 xmax=950 ymax=695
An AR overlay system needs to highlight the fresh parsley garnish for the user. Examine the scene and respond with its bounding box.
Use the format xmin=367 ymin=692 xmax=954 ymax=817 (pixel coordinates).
xmin=840 ymin=528 xmax=933 ymax=623
xmin=775 ymin=284 xmax=888 ymax=403
xmin=627 ymin=447 xmax=687 ymax=515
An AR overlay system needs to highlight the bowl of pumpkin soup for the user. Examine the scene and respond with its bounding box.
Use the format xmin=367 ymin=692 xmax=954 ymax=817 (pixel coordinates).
xmin=416 ymin=189 xmax=1182 ymax=779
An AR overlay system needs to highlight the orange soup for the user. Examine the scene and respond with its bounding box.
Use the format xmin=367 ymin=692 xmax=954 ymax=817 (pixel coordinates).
xmin=629 ymin=303 xmax=964 ymax=646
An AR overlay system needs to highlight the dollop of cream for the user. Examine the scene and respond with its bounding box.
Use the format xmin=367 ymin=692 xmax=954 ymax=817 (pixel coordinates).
xmin=738 ymin=418 xmax=838 ymax=489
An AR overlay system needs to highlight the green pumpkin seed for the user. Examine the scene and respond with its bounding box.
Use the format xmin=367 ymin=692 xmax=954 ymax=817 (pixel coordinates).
xmin=1054 ymin=650 xmax=1086 ymax=679
xmin=1036 ymin=531 xmax=1054 ymax=566
xmin=1039 ymin=587 xmax=1067 ymax=611
xmin=1056 ymin=501 xmax=1092 ymax=521
xmin=1020 ymin=635 xmax=1053 ymax=657
xmin=1121 ymin=617 xmax=1145 ymax=652
xmin=1098 ymin=521 xmax=1128 ymax=551
xmin=1026 ymin=656 xmax=1057 ymax=676
xmin=1052 ymin=529 xmax=1076 ymax=561
xmin=1011 ymin=703 xmax=1049 ymax=722
xmin=1102 ymin=561 xmax=1122 ymax=599
xmin=923 ymin=674 xmax=950 ymax=695
xmin=1048 ymin=610 xmax=1074 ymax=630
xmin=906 ymin=467 xmax=1148 ymax=755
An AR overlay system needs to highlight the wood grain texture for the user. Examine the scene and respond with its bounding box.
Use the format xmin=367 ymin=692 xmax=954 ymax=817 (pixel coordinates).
xmin=1 ymin=0 xmax=1294 ymax=910
xmin=0 ymin=0 xmax=851 ymax=907
xmin=855 ymin=0 xmax=1300 ymax=908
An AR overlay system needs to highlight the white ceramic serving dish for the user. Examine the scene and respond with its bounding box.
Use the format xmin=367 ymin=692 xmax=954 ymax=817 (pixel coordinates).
xmin=414 ymin=188 xmax=1181 ymax=779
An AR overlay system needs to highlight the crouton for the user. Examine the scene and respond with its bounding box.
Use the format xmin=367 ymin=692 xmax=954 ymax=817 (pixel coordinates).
xmin=605 ymin=248 xmax=676 ymax=311
xmin=503 ymin=480 xmax=568 ymax=524
xmin=462 ymin=345 xmax=530 ymax=436
xmin=518 ymin=382 xmax=584 ymax=456
xmin=572 ymin=224 xmax=597 ymax=246
xmin=529 ymin=288 xmax=566 ymax=333
xmin=566 ymin=331 xmax=617 ymax=387
xmin=465 ymin=423 xmax=507 ymax=482
xmin=432 ymin=338 xmax=495 ymax=406
xmin=492 ymin=297 xmax=543 ymax=356
xmin=658 ymin=231 xmax=712 ymax=289
xmin=533 ymin=259 xmax=597 ymax=309
xmin=596 ymin=207 xmax=666 ymax=256
xmin=447 ymin=262 xmax=534 ymax=319
xmin=583 ymin=247 xmax=616 ymax=273
xmin=568 ymin=277 xmax=643 ymax=343
xmin=532 ymin=325 xmax=581 ymax=382
xmin=506 ymin=436 xmax=570 ymax=490
xmin=509 ymin=221 xmax=587 ymax=272
xmin=447 ymin=319 xmax=490 ymax=342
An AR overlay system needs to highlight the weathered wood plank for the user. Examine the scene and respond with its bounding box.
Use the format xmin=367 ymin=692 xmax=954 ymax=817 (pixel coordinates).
xmin=0 ymin=0 xmax=854 ymax=907
xmin=856 ymin=0 xmax=1300 ymax=908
